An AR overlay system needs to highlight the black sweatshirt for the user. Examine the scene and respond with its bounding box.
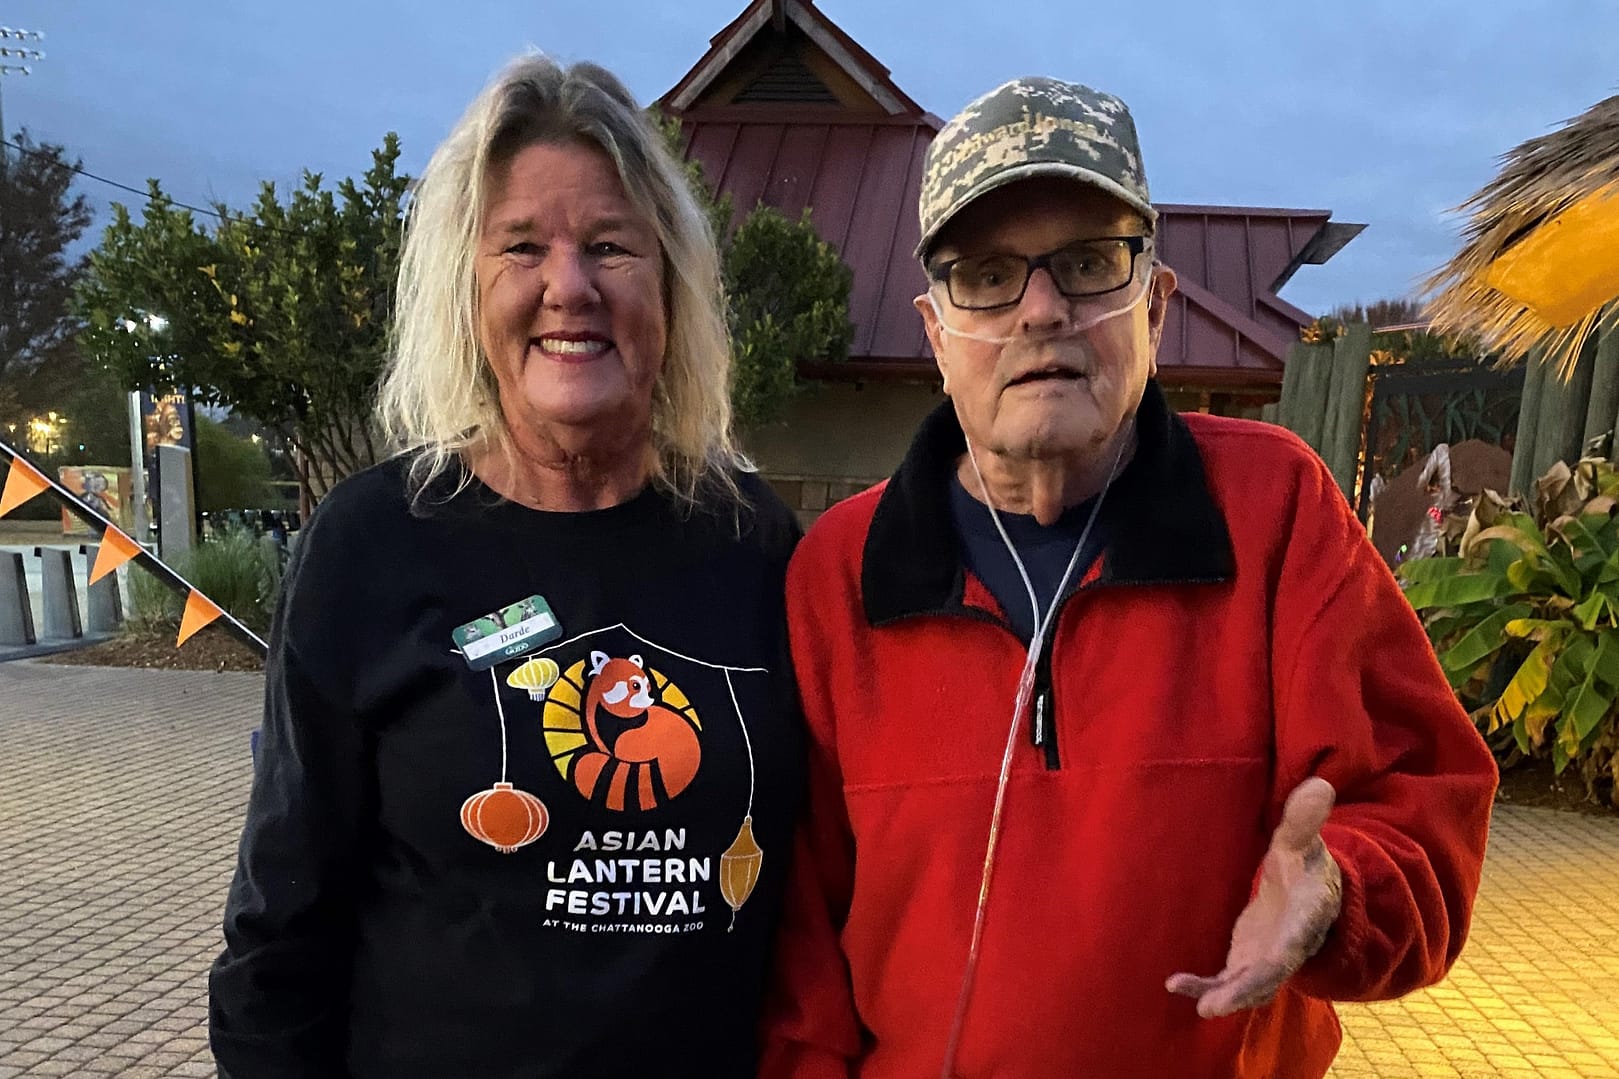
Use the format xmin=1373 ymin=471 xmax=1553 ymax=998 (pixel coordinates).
xmin=209 ymin=458 xmax=806 ymax=1078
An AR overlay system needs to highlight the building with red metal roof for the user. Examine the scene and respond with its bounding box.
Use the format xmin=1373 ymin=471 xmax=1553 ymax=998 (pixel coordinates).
xmin=659 ymin=0 xmax=1363 ymax=519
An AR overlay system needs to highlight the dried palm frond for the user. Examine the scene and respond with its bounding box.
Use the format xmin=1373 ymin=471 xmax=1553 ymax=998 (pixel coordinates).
xmin=1422 ymin=94 xmax=1619 ymax=380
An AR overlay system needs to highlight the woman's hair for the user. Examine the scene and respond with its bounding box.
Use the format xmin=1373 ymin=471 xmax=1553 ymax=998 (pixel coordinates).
xmin=377 ymin=51 xmax=743 ymax=508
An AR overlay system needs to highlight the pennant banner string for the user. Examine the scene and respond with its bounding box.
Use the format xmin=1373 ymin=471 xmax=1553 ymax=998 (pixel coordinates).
xmin=0 ymin=436 xmax=269 ymax=657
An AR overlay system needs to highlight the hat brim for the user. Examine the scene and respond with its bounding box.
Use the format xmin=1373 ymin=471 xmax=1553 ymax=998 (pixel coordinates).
xmin=914 ymin=162 xmax=1158 ymax=261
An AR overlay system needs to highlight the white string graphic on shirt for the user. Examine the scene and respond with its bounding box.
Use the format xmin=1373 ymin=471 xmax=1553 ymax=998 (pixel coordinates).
xmin=464 ymin=621 xmax=770 ymax=929
xmin=490 ymin=666 xmax=510 ymax=783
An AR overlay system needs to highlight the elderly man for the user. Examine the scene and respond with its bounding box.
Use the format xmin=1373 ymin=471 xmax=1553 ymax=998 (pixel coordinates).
xmin=761 ymin=77 xmax=1496 ymax=1079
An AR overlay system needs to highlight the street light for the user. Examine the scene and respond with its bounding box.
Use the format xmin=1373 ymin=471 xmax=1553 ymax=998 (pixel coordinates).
xmin=0 ymin=26 xmax=45 ymax=164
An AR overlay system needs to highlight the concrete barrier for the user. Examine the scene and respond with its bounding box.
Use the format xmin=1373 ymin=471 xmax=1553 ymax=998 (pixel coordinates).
xmin=0 ymin=551 xmax=36 ymax=646
xmin=32 ymin=547 xmax=83 ymax=640
xmin=79 ymin=545 xmax=125 ymax=633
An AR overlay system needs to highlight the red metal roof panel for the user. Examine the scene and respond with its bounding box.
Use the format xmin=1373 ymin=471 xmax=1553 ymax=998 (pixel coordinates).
xmin=685 ymin=117 xmax=937 ymax=363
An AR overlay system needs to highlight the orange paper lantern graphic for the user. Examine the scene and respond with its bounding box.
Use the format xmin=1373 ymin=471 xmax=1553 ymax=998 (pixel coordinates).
xmin=461 ymin=782 xmax=549 ymax=853
xmin=719 ymin=815 xmax=764 ymax=931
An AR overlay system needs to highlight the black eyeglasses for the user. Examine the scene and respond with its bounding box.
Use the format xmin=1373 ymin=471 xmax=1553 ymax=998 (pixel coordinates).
xmin=928 ymin=235 xmax=1152 ymax=311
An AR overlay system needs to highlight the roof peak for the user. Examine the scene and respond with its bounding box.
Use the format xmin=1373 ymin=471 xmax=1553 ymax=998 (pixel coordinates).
xmin=660 ymin=0 xmax=923 ymax=118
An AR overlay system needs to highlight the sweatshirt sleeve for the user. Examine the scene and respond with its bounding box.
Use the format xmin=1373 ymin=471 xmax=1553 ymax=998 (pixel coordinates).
xmin=757 ymin=546 xmax=863 ymax=1079
xmin=208 ymin=505 xmax=373 ymax=1076
xmin=1271 ymin=452 xmax=1497 ymax=1003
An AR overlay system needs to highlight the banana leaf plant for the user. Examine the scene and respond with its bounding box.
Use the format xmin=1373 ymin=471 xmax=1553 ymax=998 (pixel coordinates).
xmin=1396 ymin=457 xmax=1619 ymax=804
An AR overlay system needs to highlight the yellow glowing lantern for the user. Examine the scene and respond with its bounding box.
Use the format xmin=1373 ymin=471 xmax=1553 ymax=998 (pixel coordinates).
xmin=1484 ymin=182 xmax=1619 ymax=327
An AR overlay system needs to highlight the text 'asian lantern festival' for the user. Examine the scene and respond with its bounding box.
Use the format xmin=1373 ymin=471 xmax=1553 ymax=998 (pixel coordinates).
xmin=719 ymin=815 xmax=763 ymax=931
xmin=461 ymin=782 xmax=549 ymax=853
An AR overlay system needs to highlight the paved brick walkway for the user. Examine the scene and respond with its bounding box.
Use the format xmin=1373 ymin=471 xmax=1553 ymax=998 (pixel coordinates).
xmin=2 ymin=661 xmax=1617 ymax=1077
xmin=1 ymin=663 xmax=258 ymax=1078
xmin=1329 ymin=808 xmax=1619 ymax=1078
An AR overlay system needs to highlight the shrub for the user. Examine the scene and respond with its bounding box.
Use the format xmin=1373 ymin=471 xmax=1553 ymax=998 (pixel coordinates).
xmin=1398 ymin=457 xmax=1619 ymax=806
xmin=127 ymin=527 xmax=281 ymax=635
xmin=723 ymin=204 xmax=852 ymax=429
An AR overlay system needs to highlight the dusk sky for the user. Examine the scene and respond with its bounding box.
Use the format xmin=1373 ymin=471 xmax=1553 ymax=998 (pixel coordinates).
xmin=5 ymin=0 xmax=1617 ymax=316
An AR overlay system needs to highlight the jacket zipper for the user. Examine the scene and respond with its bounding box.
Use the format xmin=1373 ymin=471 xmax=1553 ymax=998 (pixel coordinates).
xmin=908 ymin=578 xmax=1207 ymax=773
xmin=912 ymin=595 xmax=1080 ymax=771
xmin=1031 ymin=631 xmax=1060 ymax=769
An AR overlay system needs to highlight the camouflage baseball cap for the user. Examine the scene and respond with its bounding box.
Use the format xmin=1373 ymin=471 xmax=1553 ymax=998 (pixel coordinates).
xmin=916 ymin=76 xmax=1154 ymax=261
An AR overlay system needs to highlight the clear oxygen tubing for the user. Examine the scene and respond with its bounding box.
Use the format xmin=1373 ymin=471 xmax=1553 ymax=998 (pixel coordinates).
xmin=934 ymin=274 xmax=1150 ymax=1078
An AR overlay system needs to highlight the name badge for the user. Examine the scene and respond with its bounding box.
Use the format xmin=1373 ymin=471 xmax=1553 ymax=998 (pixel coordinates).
xmin=452 ymin=595 xmax=563 ymax=671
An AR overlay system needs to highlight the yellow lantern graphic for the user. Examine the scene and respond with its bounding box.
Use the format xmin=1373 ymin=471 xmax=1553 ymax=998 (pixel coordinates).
xmin=507 ymin=656 xmax=560 ymax=702
xmin=719 ymin=815 xmax=763 ymax=932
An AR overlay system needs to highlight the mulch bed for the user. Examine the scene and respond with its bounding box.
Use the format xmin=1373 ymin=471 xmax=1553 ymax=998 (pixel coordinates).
xmin=1493 ymin=756 xmax=1616 ymax=816
xmin=37 ymin=625 xmax=267 ymax=672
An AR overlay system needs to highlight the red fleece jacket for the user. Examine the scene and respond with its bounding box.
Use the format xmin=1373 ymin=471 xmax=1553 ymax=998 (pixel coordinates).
xmin=761 ymin=403 xmax=1496 ymax=1079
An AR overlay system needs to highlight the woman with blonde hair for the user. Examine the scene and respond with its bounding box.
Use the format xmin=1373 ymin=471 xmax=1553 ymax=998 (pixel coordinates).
xmin=209 ymin=53 xmax=805 ymax=1078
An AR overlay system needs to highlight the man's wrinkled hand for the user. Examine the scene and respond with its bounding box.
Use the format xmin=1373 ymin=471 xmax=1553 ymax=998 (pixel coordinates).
xmin=1165 ymin=777 xmax=1343 ymax=1018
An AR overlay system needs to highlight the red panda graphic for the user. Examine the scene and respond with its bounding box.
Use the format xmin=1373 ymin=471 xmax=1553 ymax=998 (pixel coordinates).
xmin=573 ymin=652 xmax=701 ymax=811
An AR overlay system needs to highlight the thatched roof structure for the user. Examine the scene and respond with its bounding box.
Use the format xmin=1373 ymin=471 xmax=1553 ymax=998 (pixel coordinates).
xmin=1423 ymin=93 xmax=1619 ymax=378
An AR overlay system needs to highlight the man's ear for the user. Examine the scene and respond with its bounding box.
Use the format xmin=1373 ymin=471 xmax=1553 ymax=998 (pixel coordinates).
xmin=1146 ymin=264 xmax=1178 ymax=371
xmin=915 ymin=290 xmax=952 ymax=394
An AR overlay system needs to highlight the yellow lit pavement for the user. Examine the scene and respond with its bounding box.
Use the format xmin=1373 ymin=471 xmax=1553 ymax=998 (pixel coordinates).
xmin=1330 ymin=806 xmax=1619 ymax=1078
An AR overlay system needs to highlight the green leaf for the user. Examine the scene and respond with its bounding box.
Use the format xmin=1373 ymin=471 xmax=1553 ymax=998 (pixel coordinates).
xmin=1423 ymin=612 xmax=1473 ymax=644
xmin=1504 ymin=618 xmax=1567 ymax=641
xmin=1564 ymin=515 xmax=1615 ymax=558
xmin=1485 ymin=539 xmax=1520 ymax=577
xmin=1520 ymin=681 xmax=1564 ymax=751
xmin=1494 ymin=639 xmax=1555 ymax=726
xmin=1573 ymin=591 xmax=1609 ymax=632
xmin=1505 ymin=558 xmax=1547 ymax=592
xmin=1401 ymin=572 xmax=1515 ymax=609
xmin=1472 ymin=518 xmax=1549 ymax=559
xmin=1440 ymin=605 xmax=1532 ymax=671
xmin=1561 ymin=635 xmax=1597 ymax=678
xmin=1564 ymin=673 xmax=1615 ymax=741
xmin=1513 ymin=715 xmax=1534 ymax=754
xmin=1598 ymin=545 xmax=1619 ymax=586
xmin=1592 ymin=630 xmax=1619 ymax=686
xmin=1396 ymin=557 xmax=1468 ymax=585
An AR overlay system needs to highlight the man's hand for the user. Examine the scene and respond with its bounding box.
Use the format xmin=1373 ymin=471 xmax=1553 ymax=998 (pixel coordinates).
xmin=1165 ymin=777 xmax=1343 ymax=1018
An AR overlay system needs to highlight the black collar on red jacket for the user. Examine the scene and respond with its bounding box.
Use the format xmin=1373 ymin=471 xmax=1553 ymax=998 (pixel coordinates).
xmin=861 ymin=379 xmax=1236 ymax=627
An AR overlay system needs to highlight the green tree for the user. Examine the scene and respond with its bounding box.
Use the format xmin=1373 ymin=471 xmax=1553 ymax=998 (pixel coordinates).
xmin=650 ymin=109 xmax=734 ymax=247
xmin=55 ymin=355 xmax=135 ymax=466
xmin=1315 ymin=296 xmax=1482 ymax=361
xmin=75 ymin=135 xmax=410 ymax=505
xmin=194 ymin=414 xmax=271 ymax=511
xmin=651 ymin=111 xmax=853 ymax=429
xmin=724 ymin=205 xmax=853 ymax=428
xmin=1330 ymin=297 xmax=1425 ymax=328
xmin=0 ymin=131 xmax=92 ymax=435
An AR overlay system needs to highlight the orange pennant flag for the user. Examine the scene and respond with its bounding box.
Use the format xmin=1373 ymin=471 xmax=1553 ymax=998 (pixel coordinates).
xmin=91 ymin=528 xmax=144 ymax=584
xmin=0 ymin=456 xmax=51 ymax=518
xmin=177 ymin=590 xmax=225 ymax=647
